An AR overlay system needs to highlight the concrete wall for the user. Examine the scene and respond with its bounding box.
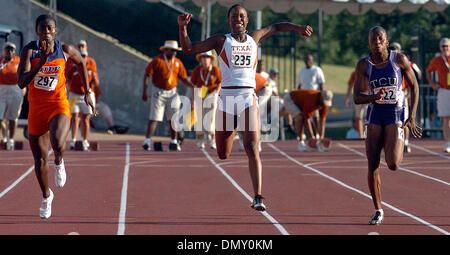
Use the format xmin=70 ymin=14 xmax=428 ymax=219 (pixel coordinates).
xmin=0 ymin=0 xmax=184 ymax=136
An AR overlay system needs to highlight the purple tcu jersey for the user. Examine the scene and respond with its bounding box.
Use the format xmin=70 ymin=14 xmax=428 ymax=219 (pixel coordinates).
xmin=365 ymin=51 xmax=405 ymax=126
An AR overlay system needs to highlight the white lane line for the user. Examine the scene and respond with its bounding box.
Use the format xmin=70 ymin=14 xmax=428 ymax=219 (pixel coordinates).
xmin=268 ymin=143 xmax=449 ymax=235
xmin=201 ymin=148 xmax=289 ymax=235
xmin=409 ymin=144 xmax=450 ymax=160
xmin=338 ymin=143 xmax=450 ymax=187
xmin=0 ymin=150 xmax=53 ymax=199
xmin=117 ymin=143 xmax=130 ymax=235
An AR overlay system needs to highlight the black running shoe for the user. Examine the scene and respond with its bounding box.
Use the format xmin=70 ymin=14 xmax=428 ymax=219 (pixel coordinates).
xmin=369 ymin=210 xmax=384 ymax=225
xmin=251 ymin=195 xmax=266 ymax=211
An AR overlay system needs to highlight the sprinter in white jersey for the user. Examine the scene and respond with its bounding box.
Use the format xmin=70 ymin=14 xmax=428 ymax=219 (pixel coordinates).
xmin=178 ymin=4 xmax=313 ymax=211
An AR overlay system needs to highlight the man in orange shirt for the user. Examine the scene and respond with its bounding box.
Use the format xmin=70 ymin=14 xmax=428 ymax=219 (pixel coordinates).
xmin=281 ymin=89 xmax=333 ymax=151
xmin=426 ymin=37 xmax=450 ymax=153
xmin=190 ymin=51 xmax=221 ymax=149
xmin=0 ymin=42 xmax=25 ymax=150
xmin=66 ymin=40 xmax=99 ymax=151
xmin=142 ymin=40 xmax=194 ymax=151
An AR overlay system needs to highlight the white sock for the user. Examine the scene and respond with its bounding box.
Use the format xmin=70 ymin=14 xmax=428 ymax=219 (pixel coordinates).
xmin=144 ymin=138 xmax=151 ymax=143
xmin=171 ymin=139 xmax=178 ymax=144
xmin=376 ymin=209 xmax=384 ymax=214
xmin=57 ymin=158 xmax=64 ymax=166
xmin=71 ymin=138 xmax=76 ymax=143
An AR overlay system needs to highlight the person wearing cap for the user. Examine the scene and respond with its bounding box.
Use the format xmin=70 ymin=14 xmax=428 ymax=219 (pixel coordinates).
xmin=280 ymin=89 xmax=333 ymax=152
xmin=190 ymin=51 xmax=221 ymax=149
xmin=426 ymin=37 xmax=450 ymax=153
xmin=0 ymin=42 xmax=24 ymax=150
xmin=66 ymin=39 xmax=99 ymax=151
xmin=142 ymin=40 xmax=194 ymax=151
xmin=353 ymin=26 xmax=421 ymax=225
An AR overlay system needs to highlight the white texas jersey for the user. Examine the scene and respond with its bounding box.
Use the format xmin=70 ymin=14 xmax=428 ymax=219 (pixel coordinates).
xmin=218 ymin=33 xmax=258 ymax=88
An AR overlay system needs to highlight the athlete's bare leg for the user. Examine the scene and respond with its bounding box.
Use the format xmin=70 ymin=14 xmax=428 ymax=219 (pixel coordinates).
xmin=29 ymin=133 xmax=51 ymax=198
xmin=71 ymin=112 xmax=80 ymax=140
xmin=80 ymin=113 xmax=91 ymax=140
xmin=215 ymin=110 xmax=238 ymax=159
xmin=383 ymin=124 xmax=405 ymax=171
xmin=145 ymin=120 xmax=158 ymax=139
xmin=49 ymin=114 xmax=70 ymax=165
xmin=365 ymin=124 xmax=384 ymax=210
xmin=241 ymin=105 xmax=262 ymax=196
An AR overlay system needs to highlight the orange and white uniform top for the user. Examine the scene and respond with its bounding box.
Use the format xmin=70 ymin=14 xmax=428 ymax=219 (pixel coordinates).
xmin=218 ymin=34 xmax=258 ymax=88
xmin=27 ymin=40 xmax=71 ymax=135
xmin=0 ymin=56 xmax=20 ymax=85
xmin=66 ymin=56 xmax=98 ymax=94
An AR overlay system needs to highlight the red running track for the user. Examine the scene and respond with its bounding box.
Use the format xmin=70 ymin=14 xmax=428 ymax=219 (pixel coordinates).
xmin=0 ymin=139 xmax=449 ymax=235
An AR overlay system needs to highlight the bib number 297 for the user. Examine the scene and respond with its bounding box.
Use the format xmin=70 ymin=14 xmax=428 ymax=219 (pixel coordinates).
xmin=34 ymin=75 xmax=58 ymax=91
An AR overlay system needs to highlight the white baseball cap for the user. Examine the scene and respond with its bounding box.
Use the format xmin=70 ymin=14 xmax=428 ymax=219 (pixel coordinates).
xmin=3 ymin=42 xmax=16 ymax=50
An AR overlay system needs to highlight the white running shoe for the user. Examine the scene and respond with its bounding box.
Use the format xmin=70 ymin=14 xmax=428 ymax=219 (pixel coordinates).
xmin=6 ymin=139 xmax=14 ymax=151
xmin=197 ymin=140 xmax=206 ymax=149
xmin=239 ymin=137 xmax=245 ymax=151
xmin=444 ymin=142 xmax=450 ymax=153
xmin=70 ymin=140 xmax=76 ymax=150
xmin=54 ymin=159 xmax=66 ymax=187
xmin=142 ymin=139 xmax=151 ymax=151
xmin=317 ymin=140 xmax=330 ymax=152
xmin=368 ymin=209 xmax=384 ymax=225
xmin=40 ymin=189 xmax=54 ymax=219
xmin=298 ymin=140 xmax=307 ymax=152
xmin=210 ymin=139 xmax=216 ymax=149
xmin=82 ymin=140 xmax=90 ymax=151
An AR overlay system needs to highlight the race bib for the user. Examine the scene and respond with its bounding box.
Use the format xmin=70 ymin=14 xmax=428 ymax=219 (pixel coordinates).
xmin=232 ymin=54 xmax=252 ymax=68
xmin=34 ymin=74 xmax=58 ymax=91
xmin=374 ymin=85 xmax=398 ymax=104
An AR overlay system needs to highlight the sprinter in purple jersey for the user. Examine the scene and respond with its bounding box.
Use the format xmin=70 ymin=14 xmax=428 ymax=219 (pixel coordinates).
xmin=353 ymin=26 xmax=422 ymax=225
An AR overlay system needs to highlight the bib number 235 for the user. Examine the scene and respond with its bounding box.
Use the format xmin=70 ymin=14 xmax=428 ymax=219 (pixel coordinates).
xmin=233 ymin=54 xmax=251 ymax=67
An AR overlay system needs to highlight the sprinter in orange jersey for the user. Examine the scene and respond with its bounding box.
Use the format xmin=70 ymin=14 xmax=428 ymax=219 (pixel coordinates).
xmin=17 ymin=15 xmax=95 ymax=219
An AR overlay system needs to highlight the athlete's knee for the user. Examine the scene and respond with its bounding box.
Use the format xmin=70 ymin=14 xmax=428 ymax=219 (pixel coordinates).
xmin=35 ymin=157 xmax=48 ymax=169
xmin=244 ymin=141 xmax=259 ymax=157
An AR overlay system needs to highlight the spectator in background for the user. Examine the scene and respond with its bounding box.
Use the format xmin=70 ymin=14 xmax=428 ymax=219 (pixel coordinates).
xmin=141 ymin=40 xmax=194 ymax=151
xmin=66 ymin=40 xmax=98 ymax=151
xmin=256 ymin=59 xmax=269 ymax=79
xmin=345 ymin=69 xmax=368 ymax=139
xmin=426 ymin=37 xmax=450 ymax=153
xmin=190 ymin=51 xmax=221 ymax=150
xmin=280 ymin=89 xmax=333 ymax=152
xmin=0 ymin=42 xmax=24 ymax=150
xmin=296 ymin=53 xmax=325 ymax=139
